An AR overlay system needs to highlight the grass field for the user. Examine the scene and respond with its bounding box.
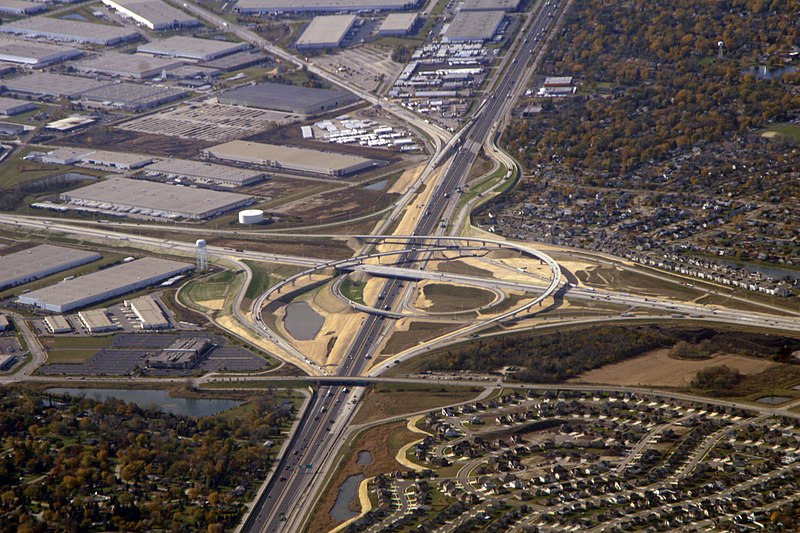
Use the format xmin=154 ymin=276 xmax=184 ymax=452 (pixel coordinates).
xmin=762 ymin=122 xmax=800 ymax=141
xmin=340 ymin=278 xmax=366 ymax=305
xmin=178 ymin=269 xmax=240 ymax=312
xmin=0 ymin=151 xmax=72 ymax=190
xmin=352 ymin=382 xmax=482 ymax=425
xmin=421 ymin=283 xmax=496 ymax=312
xmin=243 ymin=260 xmax=275 ymax=300
xmin=42 ymin=336 xmax=115 ymax=364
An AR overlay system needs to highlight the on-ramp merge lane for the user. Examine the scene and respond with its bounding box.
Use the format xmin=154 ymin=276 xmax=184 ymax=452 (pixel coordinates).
xmin=246 ymin=3 xmax=563 ymax=531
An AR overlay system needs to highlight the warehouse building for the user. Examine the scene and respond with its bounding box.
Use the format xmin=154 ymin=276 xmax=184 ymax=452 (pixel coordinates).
xmin=219 ymin=81 xmax=357 ymax=115
xmin=0 ymin=314 xmax=10 ymax=332
xmin=101 ymin=0 xmax=199 ymax=30
xmin=442 ymin=10 xmax=504 ymax=42
xmin=201 ymin=50 xmax=269 ymax=71
xmin=138 ymin=36 xmax=250 ymax=61
xmin=18 ymin=257 xmax=193 ymax=313
xmin=203 ymin=140 xmax=380 ymax=177
xmin=45 ymin=116 xmax=97 ymax=132
xmin=61 ymin=177 xmax=254 ymax=219
xmin=148 ymin=337 xmax=211 ymax=369
xmin=0 ymin=244 xmax=101 ymax=290
xmin=235 ymin=0 xmax=419 ymax=14
xmin=0 ymin=17 xmax=139 ymax=46
xmin=0 ymin=96 xmax=35 ymax=116
xmin=377 ymin=13 xmax=419 ymax=36
xmin=42 ymin=147 xmax=153 ymax=170
xmin=0 ymin=120 xmax=25 ymax=135
xmin=3 ymin=72 xmax=110 ymax=98
xmin=0 ymin=0 xmax=47 ymax=16
xmin=74 ymin=52 xmax=183 ymax=80
xmin=78 ymin=309 xmax=119 ymax=333
xmin=79 ymin=82 xmax=188 ymax=111
xmin=296 ymin=14 xmax=356 ymax=49
xmin=44 ymin=315 xmax=72 ymax=334
xmin=0 ymin=39 xmax=82 ymax=66
xmin=461 ymin=0 xmax=519 ymax=11
xmin=126 ymin=295 xmax=170 ymax=329
xmin=145 ymin=158 xmax=266 ymax=187
xmin=0 ymin=354 xmax=17 ymax=371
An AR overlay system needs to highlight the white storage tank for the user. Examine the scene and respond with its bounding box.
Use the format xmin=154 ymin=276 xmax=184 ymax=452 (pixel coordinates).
xmin=238 ymin=209 xmax=264 ymax=224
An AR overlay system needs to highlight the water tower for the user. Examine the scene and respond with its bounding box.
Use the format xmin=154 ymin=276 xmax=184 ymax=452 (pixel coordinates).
xmin=717 ymin=40 xmax=724 ymax=59
xmin=196 ymin=239 xmax=208 ymax=272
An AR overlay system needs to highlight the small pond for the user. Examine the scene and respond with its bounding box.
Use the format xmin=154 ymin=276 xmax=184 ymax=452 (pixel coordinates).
xmin=364 ymin=179 xmax=389 ymax=191
xmin=330 ymin=473 xmax=364 ymax=522
xmin=356 ymin=450 xmax=373 ymax=466
xmin=46 ymin=388 xmax=242 ymax=417
xmin=283 ymin=301 xmax=324 ymax=341
xmin=755 ymin=396 xmax=791 ymax=405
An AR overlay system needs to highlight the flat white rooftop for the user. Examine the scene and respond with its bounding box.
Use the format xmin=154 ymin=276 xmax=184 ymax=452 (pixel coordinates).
xmin=138 ymin=36 xmax=250 ymax=61
xmin=74 ymin=52 xmax=183 ymax=78
xmin=378 ymin=13 xmax=418 ymax=33
xmin=0 ymin=244 xmax=102 ymax=289
xmin=235 ymin=0 xmax=417 ymax=12
xmin=296 ymin=14 xmax=356 ymax=48
xmin=101 ymin=0 xmax=198 ymax=30
xmin=0 ymin=38 xmax=82 ymax=65
xmin=147 ymin=158 xmax=265 ymax=185
xmin=443 ymin=9 xmax=504 ymax=41
xmin=0 ymin=16 xmax=139 ymax=45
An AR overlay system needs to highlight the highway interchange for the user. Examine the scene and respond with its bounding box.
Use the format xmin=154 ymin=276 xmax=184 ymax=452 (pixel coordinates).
xmin=1 ymin=0 xmax=798 ymax=531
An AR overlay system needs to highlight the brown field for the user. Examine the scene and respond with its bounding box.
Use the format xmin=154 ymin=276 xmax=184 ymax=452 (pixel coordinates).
xmin=436 ymin=259 xmax=494 ymax=278
xmin=571 ymin=348 xmax=779 ymax=387
xmin=352 ymin=383 xmax=482 ymax=425
xmin=381 ymin=321 xmax=463 ymax=355
xmin=419 ymin=283 xmax=496 ymax=313
xmin=57 ymin=128 xmax=212 ymax=158
xmin=285 ymin=187 xmax=398 ymax=223
xmin=208 ymin=237 xmax=354 ymax=260
xmin=311 ymin=421 xmax=418 ymax=533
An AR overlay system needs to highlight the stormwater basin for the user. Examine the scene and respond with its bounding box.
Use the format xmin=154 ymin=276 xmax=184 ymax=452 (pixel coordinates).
xmin=330 ymin=473 xmax=365 ymax=522
xmin=755 ymin=396 xmax=791 ymax=405
xmin=283 ymin=301 xmax=324 ymax=341
xmin=356 ymin=450 xmax=374 ymax=466
xmin=364 ymin=179 xmax=388 ymax=191
xmin=46 ymin=388 xmax=241 ymax=417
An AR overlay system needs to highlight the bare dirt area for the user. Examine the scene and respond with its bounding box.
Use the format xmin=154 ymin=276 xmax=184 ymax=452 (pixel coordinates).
xmin=312 ymin=45 xmax=404 ymax=93
xmin=381 ymin=320 xmax=464 ymax=355
xmin=284 ymin=187 xmax=398 ymax=223
xmin=352 ymin=384 xmax=482 ymax=425
xmin=313 ymin=421 xmax=418 ymax=533
xmin=56 ymin=128 xmax=213 ymax=158
xmin=415 ymin=282 xmax=497 ymax=313
xmin=571 ymin=348 xmax=779 ymax=387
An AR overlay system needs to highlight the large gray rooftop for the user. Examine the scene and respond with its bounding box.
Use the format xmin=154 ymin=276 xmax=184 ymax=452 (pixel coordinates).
xmin=460 ymin=0 xmax=520 ymax=11
xmin=296 ymin=14 xmax=356 ymax=48
xmin=101 ymin=0 xmax=199 ymax=30
xmin=74 ymin=52 xmax=184 ymax=79
xmin=0 ymin=244 xmax=101 ymax=289
xmin=138 ymin=36 xmax=250 ymax=61
xmin=443 ymin=9 xmax=505 ymax=41
xmin=235 ymin=0 xmax=418 ymax=13
xmin=0 ymin=16 xmax=139 ymax=45
xmin=3 ymin=72 xmax=110 ymax=98
xmin=0 ymin=38 xmax=82 ymax=66
xmin=62 ymin=177 xmax=254 ymax=218
xmin=19 ymin=257 xmax=192 ymax=310
xmin=218 ymin=81 xmax=356 ymax=114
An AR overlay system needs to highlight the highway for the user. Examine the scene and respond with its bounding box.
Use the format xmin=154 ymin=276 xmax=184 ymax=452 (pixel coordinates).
xmin=243 ymin=2 xmax=569 ymax=531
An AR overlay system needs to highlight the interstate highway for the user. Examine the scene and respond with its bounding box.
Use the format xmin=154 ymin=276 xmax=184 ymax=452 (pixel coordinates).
xmin=245 ymin=2 xmax=569 ymax=531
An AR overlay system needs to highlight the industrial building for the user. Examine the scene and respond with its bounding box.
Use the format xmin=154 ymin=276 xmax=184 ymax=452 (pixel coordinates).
xmin=148 ymin=337 xmax=211 ymax=369
xmin=218 ymin=81 xmax=357 ymax=115
xmin=0 ymin=0 xmax=47 ymax=16
xmin=101 ymin=0 xmax=199 ymax=30
xmin=0 ymin=315 xmax=9 ymax=332
xmin=138 ymin=36 xmax=250 ymax=61
xmin=79 ymin=82 xmax=188 ymax=111
xmin=235 ymin=0 xmax=419 ymax=14
xmin=0 ymin=244 xmax=101 ymax=290
xmin=0 ymin=96 xmax=35 ymax=116
xmin=44 ymin=315 xmax=72 ymax=334
xmin=296 ymin=14 xmax=356 ymax=49
xmin=61 ymin=177 xmax=254 ymax=219
xmin=18 ymin=257 xmax=193 ymax=313
xmin=0 ymin=121 xmax=25 ymax=135
xmin=0 ymin=39 xmax=82 ymax=66
xmin=126 ymin=295 xmax=170 ymax=329
xmin=377 ymin=13 xmax=419 ymax=36
xmin=0 ymin=17 xmax=139 ymax=46
xmin=3 ymin=72 xmax=110 ymax=98
xmin=201 ymin=51 xmax=269 ymax=71
xmin=461 ymin=0 xmax=520 ymax=11
xmin=239 ymin=209 xmax=264 ymax=224
xmin=203 ymin=140 xmax=380 ymax=177
xmin=42 ymin=147 xmax=153 ymax=170
xmin=74 ymin=52 xmax=183 ymax=80
xmin=145 ymin=158 xmax=266 ymax=187
xmin=78 ymin=309 xmax=119 ymax=333
xmin=442 ymin=10 xmax=505 ymax=42
xmin=45 ymin=116 xmax=97 ymax=132
xmin=0 ymin=354 xmax=17 ymax=371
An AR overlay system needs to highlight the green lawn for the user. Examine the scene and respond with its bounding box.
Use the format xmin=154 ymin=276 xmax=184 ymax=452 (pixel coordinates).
xmin=763 ymin=122 xmax=800 ymax=140
xmin=0 ymin=150 xmax=72 ymax=190
xmin=340 ymin=278 xmax=365 ymax=305
xmin=243 ymin=260 xmax=275 ymax=300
